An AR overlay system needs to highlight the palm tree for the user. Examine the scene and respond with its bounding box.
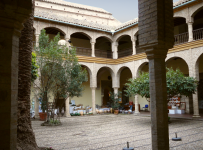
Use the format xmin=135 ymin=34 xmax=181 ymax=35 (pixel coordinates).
xmin=17 ymin=0 xmax=39 ymax=149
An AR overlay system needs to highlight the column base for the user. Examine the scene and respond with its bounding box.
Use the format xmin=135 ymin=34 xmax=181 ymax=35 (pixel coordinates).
xmin=134 ymin=112 xmax=140 ymax=116
xmin=192 ymin=115 xmax=201 ymax=118
xmin=34 ymin=114 xmax=40 ymax=119
xmin=91 ymin=55 xmax=95 ymax=57
xmin=65 ymin=113 xmax=71 ymax=117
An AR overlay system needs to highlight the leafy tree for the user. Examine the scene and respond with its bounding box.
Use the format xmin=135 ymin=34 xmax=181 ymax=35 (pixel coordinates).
xmin=109 ymin=91 xmax=121 ymax=110
xmin=31 ymin=52 xmax=38 ymax=82
xmin=34 ymin=29 xmax=87 ymax=122
xmin=125 ymin=68 xmax=198 ymax=101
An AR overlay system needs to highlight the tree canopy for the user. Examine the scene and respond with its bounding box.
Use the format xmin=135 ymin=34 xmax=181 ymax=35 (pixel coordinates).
xmin=125 ymin=68 xmax=198 ymax=100
xmin=34 ymin=29 xmax=88 ymax=116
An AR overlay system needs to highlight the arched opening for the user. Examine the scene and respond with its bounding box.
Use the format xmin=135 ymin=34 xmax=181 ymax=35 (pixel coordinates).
xmin=197 ymin=54 xmax=203 ymax=114
xmin=71 ymin=65 xmax=93 ymax=108
xmin=136 ymin=62 xmax=149 ymax=110
xmin=193 ymin=7 xmax=203 ymax=40
xmin=174 ymin=17 xmax=188 ymax=45
xmin=97 ymin=67 xmax=114 ymax=107
xmin=166 ymin=57 xmax=189 ymax=76
xmin=43 ymin=27 xmax=65 ymax=40
xmin=70 ymin=32 xmax=91 ymax=57
xmin=166 ymin=57 xmax=192 ymax=114
xmin=95 ymin=36 xmax=112 ymax=58
xmin=117 ymin=35 xmax=132 ymax=58
xmin=118 ymin=67 xmax=133 ymax=110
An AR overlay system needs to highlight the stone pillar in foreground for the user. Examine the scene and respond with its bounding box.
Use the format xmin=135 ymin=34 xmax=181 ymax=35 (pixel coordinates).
xmin=65 ymin=97 xmax=71 ymax=117
xmin=91 ymin=87 xmax=96 ymax=114
xmin=188 ymin=22 xmax=194 ymax=42
xmin=134 ymin=95 xmax=140 ymax=115
xmin=91 ymin=42 xmax=95 ymax=57
xmin=138 ymin=0 xmax=174 ymax=149
xmin=0 ymin=1 xmax=32 ymax=149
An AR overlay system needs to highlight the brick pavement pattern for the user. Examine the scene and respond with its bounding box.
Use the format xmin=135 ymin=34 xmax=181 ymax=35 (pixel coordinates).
xmin=32 ymin=115 xmax=203 ymax=150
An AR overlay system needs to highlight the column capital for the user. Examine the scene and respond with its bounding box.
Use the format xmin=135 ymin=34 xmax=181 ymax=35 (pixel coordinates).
xmin=91 ymin=42 xmax=95 ymax=44
xmin=187 ymin=22 xmax=194 ymax=25
xmin=145 ymin=47 xmax=168 ymax=60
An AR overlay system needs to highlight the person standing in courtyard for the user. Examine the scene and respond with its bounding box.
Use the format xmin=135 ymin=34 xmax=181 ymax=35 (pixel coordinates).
xmin=129 ymin=100 xmax=133 ymax=111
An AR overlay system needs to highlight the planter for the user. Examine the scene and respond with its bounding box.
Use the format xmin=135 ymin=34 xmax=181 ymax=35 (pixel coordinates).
xmin=114 ymin=109 xmax=119 ymax=115
xmin=39 ymin=112 xmax=47 ymax=121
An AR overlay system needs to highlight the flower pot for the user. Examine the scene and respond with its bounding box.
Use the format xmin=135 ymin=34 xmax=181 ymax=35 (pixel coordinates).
xmin=114 ymin=109 xmax=119 ymax=115
xmin=39 ymin=112 xmax=47 ymax=121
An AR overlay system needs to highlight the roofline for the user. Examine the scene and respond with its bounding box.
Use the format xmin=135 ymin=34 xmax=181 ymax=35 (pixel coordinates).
xmin=35 ymin=0 xmax=198 ymax=34
xmin=173 ymin=0 xmax=197 ymax=9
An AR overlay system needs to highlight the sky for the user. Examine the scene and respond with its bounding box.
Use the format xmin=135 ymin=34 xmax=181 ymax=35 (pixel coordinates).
xmin=65 ymin=0 xmax=180 ymax=23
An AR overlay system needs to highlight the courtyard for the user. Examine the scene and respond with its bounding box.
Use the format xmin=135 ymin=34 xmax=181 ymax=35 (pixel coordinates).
xmin=33 ymin=115 xmax=203 ymax=150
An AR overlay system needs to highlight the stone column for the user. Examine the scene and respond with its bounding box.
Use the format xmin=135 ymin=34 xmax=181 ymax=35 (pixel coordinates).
xmin=0 ymin=1 xmax=32 ymax=149
xmin=132 ymin=41 xmax=136 ymax=55
xmin=192 ymin=92 xmax=200 ymax=117
xmin=112 ymin=42 xmax=118 ymax=59
xmin=65 ymin=97 xmax=71 ymax=117
xmin=35 ymin=34 xmax=40 ymax=47
xmin=91 ymin=42 xmax=95 ymax=57
xmin=138 ymin=0 xmax=174 ymax=149
xmin=65 ymin=37 xmax=70 ymax=47
xmin=34 ymin=95 xmax=39 ymax=118
xmin=91 ymin=87 xmax=96 ymax=114
xmin=113 ymin=87 xmax=119 ymax=95
xmin=134 ymin=95 xmax=140 ymax=115
xmin=189 ymin=64 xmax=200 ymax=117
xmin=188 ymin=22 xmax=194 ymax=42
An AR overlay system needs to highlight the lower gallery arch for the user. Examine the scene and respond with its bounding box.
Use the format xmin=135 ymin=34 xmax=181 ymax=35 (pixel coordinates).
xmin=136 ymin=62 xmax=149 ymax=111
xmin=197 ymin=54 xmax=203 ymax=114
xmin=118 ymin=67 xmax=135 ymax=111
xmin=71 ymin=65 xmax=93 ymax=109
xmin=97 ymin=67 xmax=114 ymax=107
xmin=166 ymin=57 xmax=192 ymax=114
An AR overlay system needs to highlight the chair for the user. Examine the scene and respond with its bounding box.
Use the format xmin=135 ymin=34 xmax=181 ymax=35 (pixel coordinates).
xmin=143 ymin=105 xmax=148 ymax=111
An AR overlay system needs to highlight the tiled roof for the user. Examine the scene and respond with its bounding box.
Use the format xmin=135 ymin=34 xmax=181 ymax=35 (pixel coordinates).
xmin=173 ymin=0 xmax=194 ymax=7
xmin=37 ymin=0 xmax=111 ymax=14
xmin=35 ymin=0 xmax=197 ymax=33
xmin=35 ymin=9 xmax=113 ymax=31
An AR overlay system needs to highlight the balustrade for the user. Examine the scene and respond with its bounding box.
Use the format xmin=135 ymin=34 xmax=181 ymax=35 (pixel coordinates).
xmin=118 ymin=48 xmax=133 ymax=58
xmin=174 ymin=32 xmax=188 ymax=45
xmin=75 ymin=47 xmax=92 ymax=57
xmin=193 ymin=28 xmax=203 ymax=41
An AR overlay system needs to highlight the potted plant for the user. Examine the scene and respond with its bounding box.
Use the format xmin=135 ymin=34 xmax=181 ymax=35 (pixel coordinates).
xmin=109 ymin=91 xmax=121 ymax=115
xmin=38 ymin=96 xmax=47 ymax=121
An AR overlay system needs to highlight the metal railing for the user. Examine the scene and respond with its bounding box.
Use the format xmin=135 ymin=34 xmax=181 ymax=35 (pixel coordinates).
xmin=75 ymin=47 xmax=92 ymax=57
xmin=193 ymin=28 xmax=203 ymax=41
xmin=118 ymin=48 xmax=133 ymax=58
xmin=174 ymin=32 xmax=188 ymax=45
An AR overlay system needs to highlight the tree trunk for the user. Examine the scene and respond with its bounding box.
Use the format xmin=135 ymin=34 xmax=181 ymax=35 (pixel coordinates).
xmin=17 ymin=0 xmax=39 ymax=149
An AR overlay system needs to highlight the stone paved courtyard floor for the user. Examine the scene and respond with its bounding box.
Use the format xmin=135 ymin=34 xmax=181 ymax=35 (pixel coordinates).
xmin=32 ymin=114 xmax=203 ymax=150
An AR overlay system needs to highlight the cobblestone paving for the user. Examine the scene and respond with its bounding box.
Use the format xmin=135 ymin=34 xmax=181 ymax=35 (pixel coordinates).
xmin=32 ymin=114 xmax=203 ymax=150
